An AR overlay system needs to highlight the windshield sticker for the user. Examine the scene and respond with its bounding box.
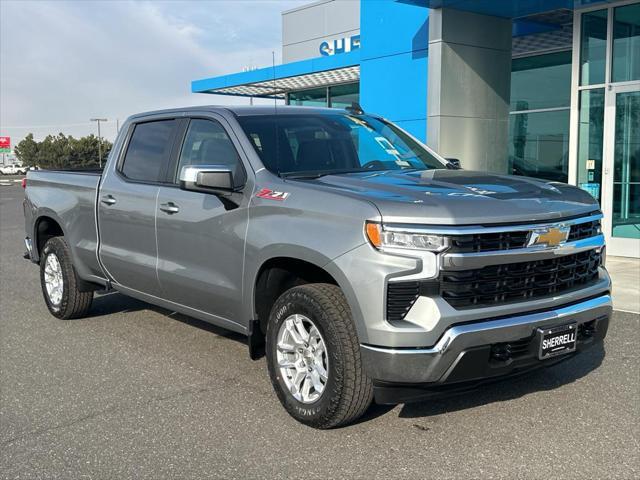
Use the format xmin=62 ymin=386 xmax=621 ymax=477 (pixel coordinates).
xmin=374 ymin=136 xmax=395 ymax=151
xmin=256 ymin=188 xmax=290 ymax=201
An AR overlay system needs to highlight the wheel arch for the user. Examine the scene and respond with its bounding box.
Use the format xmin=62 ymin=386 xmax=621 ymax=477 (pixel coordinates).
xmin=33 ymin=213 xmax=66 ymax=261
xmin=252 ymin=256 xmax=339 ymax=336
xmin=33 ymin=213 xmax=100 ymax=293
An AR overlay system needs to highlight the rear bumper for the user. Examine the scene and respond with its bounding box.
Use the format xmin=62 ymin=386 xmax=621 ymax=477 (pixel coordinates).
xmin=360 ymin=293 xmax=611 ymax=402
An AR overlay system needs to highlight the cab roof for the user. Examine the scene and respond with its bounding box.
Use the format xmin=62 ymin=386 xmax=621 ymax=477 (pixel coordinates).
xmin=128 ymin=105 xmax=357 ymax=121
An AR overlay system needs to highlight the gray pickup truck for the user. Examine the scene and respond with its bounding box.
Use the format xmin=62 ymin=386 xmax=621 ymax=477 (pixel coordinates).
xmin=24 ymin=105 xmax=611 ymax=428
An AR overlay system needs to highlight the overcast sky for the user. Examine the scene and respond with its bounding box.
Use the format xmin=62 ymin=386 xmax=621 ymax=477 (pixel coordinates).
xmin=0 ymin=0 xmax=302 ymax=144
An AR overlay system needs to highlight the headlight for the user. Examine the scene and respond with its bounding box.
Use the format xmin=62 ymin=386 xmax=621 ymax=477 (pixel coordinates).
xmin=365 ymin=222 xmax=447 ymax=252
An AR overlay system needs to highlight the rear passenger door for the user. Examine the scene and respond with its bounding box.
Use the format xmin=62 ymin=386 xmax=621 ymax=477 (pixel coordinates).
xmin=155 ymin=116 xmax=250 ymax=327
xmin=98 ymin=117 xmax=180 ymax=296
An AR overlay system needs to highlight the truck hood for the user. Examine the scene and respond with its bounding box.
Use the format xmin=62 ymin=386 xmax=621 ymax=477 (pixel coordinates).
xmin=295 ymin=169 xmax=599 ymax=225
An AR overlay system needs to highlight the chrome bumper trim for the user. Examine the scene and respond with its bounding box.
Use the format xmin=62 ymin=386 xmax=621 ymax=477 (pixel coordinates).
xmin=441 ymin=234 xmax=604 ymax=270
xmin=360 ymin=294 xmax=612 ymax=383
xmin=362 ymin=294 xmax=611 ymax=355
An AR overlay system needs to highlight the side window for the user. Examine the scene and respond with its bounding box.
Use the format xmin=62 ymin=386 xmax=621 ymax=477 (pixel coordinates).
xmin=121 ymin=120 xmax=176 ymax=182
xmin=177 ymin=119 xmax=246 ymax=185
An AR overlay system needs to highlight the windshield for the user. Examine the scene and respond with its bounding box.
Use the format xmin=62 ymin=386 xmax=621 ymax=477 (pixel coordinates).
xmin=236 ymin=113 xmax=446 ymax=177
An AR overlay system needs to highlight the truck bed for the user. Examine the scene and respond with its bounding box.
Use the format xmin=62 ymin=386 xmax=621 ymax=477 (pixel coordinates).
xmin=24 ymin=170 xmax=104 ymax=284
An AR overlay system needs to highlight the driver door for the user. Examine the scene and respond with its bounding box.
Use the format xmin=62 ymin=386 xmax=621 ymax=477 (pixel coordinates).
xmin=155 ymin=116 xmax=250 ymax=327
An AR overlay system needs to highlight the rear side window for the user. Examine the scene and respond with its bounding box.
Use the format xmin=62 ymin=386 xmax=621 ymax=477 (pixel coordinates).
xmin=121 ymin=120 xmax=176 ymax=182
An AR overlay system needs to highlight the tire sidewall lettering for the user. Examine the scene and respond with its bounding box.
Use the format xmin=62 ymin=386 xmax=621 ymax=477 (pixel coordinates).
xmin=267 ymin=289 xmax=342 ymax=426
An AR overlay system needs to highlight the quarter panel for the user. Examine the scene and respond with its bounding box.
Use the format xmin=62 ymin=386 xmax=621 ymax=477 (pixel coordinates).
xmin=25 ymin=171 xmax=102 ymax=281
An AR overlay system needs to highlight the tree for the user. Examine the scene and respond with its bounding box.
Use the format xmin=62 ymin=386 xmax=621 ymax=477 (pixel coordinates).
xmin=13 ymin=133 xmax=113 ymax=169
xmin=13 ymin=134 xmax=39 ymax=168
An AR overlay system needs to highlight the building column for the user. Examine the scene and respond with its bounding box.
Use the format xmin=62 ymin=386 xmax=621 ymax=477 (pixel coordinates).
xmin=427 ymin=8 xmax=512 ymax=173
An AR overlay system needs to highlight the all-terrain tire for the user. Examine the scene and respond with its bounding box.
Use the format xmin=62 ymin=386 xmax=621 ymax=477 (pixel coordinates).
xmin=266 ymin=283 xmax=373 ymax=429
xmin=40 ymin=236 xmax=93 ymax=319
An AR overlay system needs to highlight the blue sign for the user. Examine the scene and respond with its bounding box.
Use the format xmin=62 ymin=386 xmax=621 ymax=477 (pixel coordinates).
xmin=319 ymin=35 xmax=360 ymax=56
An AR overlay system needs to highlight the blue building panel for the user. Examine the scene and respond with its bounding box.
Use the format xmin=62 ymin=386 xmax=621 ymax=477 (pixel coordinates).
xmin=421 ymin=0 xmax=574 ymax=18
xmin=393 ymin=119 xmax=429 ymax=140
xmin=359 ymin=51 xmax=427 ymax=133
xmin=192 ymin=50 xmax=361 ymax=94
xmin=360 ymin=0 xmax=428 ymax=61
xmin=360 ymin=0 xmax=429 ymax=141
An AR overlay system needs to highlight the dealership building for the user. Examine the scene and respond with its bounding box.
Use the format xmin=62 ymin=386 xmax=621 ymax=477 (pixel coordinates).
xmin=192 ymin=0 xmax=639 ymax=258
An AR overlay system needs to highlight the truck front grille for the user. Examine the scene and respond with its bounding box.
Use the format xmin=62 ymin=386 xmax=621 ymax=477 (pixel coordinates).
xmin=386 ymin=281 xmax=420 ymax=322
xmin=448 ymin=219 xmax=601 ymax=253
xmin=438 ymin=249 xmax=602 ymax=309
xmin=567 ymin=219 xmax=601 ymax=242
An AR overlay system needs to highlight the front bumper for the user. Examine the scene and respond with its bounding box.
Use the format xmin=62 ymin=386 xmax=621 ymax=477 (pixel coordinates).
xmin=360 ymin=293 xmax=611 ymax=401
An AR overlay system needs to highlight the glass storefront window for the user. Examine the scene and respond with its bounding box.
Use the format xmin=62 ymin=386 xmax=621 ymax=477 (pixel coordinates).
xmin=509 ymin=109 xmax=570 ymax=183
xmin=577 ymin=89 xmax=605 ymax=202
xmin=508 ymin=51 xmax=572 ymax=183
xmin=288 ymin=87 xmax=327 ymax=107
xmin=287 ymin=84 xmax=361 ymax=109
xmin=329 ymin=83 xmax=359 ymax=109
xmin=511 ymin=51 xmax=571 ymax=111
xmin=580 ymin=9 xmax=608 ymax=86
xmin=612 ymin=3 xmax=640 ymax=83
xmin=612 ymin=90 xmax=640 ymax=239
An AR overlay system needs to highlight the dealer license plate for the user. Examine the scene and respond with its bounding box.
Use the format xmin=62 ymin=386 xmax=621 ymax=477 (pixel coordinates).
xmin=537 ymin=323 xmax=577 ymax=360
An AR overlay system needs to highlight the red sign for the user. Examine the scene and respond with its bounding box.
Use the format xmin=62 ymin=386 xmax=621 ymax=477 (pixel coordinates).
xmin=0 ymin=137 xmax=10 ymax=150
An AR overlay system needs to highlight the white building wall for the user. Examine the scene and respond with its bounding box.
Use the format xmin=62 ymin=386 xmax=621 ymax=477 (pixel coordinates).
xmin=282 ymin=0 xmax=360 ymax=63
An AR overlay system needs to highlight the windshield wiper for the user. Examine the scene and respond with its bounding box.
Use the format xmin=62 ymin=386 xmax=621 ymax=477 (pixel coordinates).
xmin=279 ymin=172 xmax=331 ymax=179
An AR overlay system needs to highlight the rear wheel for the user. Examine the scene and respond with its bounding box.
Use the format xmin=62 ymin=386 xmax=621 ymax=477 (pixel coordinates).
xmin=39 ymin=236 xmax=93 ymax=319
xmin=266 ymin=283 xmax=373 ymax=429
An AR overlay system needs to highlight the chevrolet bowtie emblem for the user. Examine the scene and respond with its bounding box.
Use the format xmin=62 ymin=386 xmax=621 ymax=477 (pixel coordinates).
xmin=527 ymin=226 xmax=570 ymax=248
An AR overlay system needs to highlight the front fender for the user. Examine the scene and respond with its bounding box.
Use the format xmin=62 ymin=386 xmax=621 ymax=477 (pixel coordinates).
xmin=242 ymin=244 xmax=336 ymax=323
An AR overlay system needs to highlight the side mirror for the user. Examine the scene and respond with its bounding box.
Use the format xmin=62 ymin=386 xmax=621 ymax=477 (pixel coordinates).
xmin=446 ymin=158 xmax=461 ymax=169
xmin=179 ymin=165 xmax=235 ymax=194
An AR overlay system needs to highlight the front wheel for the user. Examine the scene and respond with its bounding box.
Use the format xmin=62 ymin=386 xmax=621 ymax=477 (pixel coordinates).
xmin=39 ymin=236 xmax=93 ymax=319
xmin=266 ymin=283 xmax=373 ymax=429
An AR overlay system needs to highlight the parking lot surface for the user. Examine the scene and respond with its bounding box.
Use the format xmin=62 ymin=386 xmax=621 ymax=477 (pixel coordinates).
xmin=1 ymin=186 xmax=638 ymax=479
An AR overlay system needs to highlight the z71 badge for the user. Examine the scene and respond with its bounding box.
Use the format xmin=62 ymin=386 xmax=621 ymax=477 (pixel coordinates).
xmin=256 ymin=188 xmax=290 ymax=201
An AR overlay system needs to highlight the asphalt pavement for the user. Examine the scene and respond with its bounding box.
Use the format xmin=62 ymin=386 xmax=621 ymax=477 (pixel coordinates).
xmin=0 ymin=185 xmax=638 ymax=479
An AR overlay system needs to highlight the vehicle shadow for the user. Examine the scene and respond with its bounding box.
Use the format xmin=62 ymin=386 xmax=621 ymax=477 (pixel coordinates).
xmin=87 ymin=291 xmax=247 ymax=344
xmin=396 ymin=344 xmax=605 ymax=419
xmin=87 ymin=291 xmax=148 ymax=317
xmin=86 ymin=292 xmax=606 ymax=425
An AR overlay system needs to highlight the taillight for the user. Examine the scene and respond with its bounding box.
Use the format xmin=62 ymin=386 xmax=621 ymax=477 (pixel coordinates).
xmin=22 ymin=178 xmax=27 ymax=189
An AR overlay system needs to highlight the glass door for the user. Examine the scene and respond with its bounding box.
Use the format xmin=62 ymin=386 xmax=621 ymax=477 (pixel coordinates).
xmin=602 ymin=83 xmax=640 ymax=257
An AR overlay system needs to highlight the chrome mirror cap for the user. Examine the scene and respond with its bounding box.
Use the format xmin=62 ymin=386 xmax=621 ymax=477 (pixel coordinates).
xmin=179 ymin=165 xmax=234 ymax=194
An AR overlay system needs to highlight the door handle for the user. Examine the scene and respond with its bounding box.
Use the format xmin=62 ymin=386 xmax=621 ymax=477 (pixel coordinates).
xmin=159 ymin=202 xmax=180 ymax=214
xmin=101 ymin=195 xmax=116 ymax=206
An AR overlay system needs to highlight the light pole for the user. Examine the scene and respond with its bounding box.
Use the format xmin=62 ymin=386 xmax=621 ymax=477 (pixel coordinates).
xmin=90 ymin=118 xmax=108 ymax=168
